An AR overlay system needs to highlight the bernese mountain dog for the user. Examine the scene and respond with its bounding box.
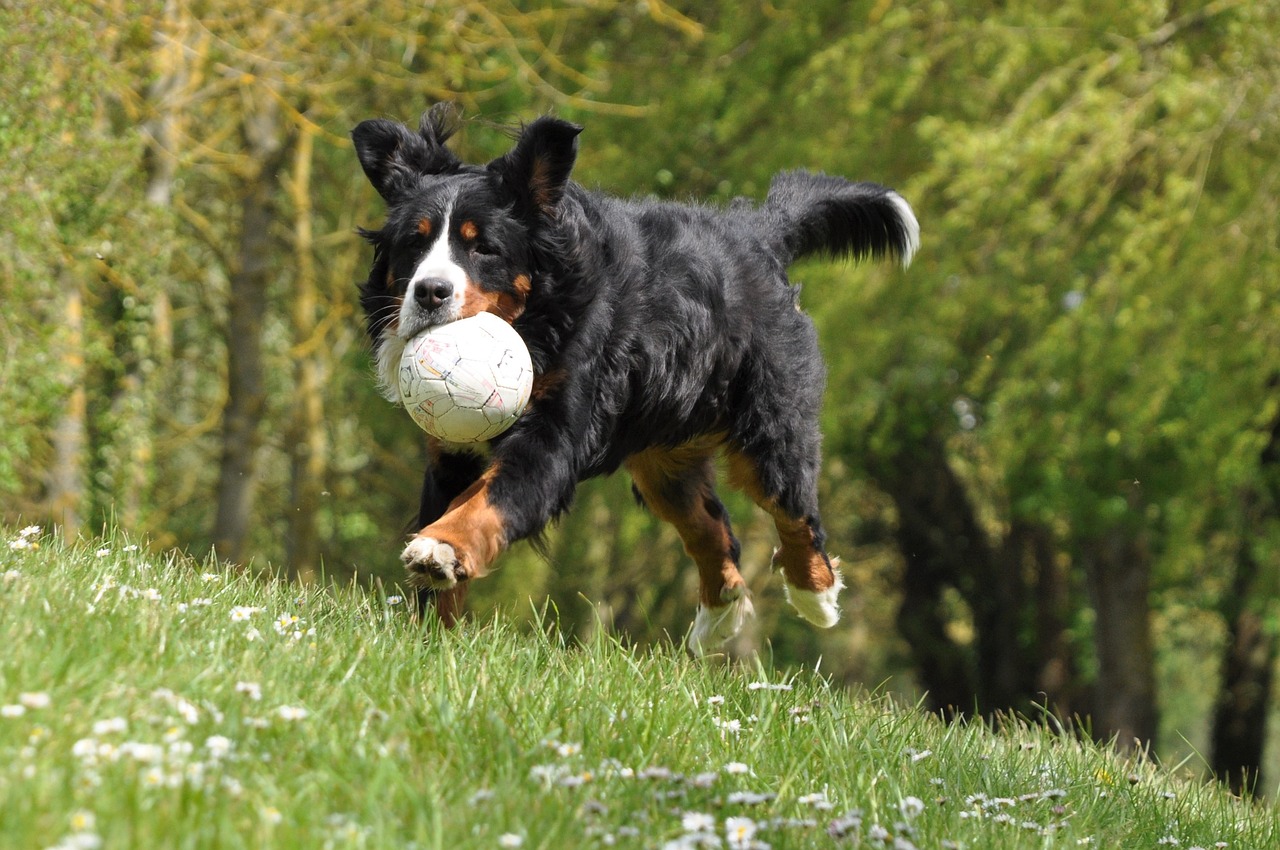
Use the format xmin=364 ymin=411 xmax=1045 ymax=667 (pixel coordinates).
xmin=352 ymin=103 xmax=919 ymax=654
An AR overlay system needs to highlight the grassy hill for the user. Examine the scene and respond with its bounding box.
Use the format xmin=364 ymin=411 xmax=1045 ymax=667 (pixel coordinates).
xmin=1 ymin=526 xmax=1275 ymax=849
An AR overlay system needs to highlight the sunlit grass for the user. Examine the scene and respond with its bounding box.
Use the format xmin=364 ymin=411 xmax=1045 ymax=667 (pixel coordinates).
xmin=1 ymin=525 xmax=1275 ymax=849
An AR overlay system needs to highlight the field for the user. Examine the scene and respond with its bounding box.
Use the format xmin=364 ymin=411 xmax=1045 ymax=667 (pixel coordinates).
xmin=1 ymin=526 xmax=1275 ymax=849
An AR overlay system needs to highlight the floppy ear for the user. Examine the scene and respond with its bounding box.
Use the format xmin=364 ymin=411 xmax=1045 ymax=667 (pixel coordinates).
xmin=488 ymin=116 xmax=583 ymax=219
xmin=352 ymin=102 xmax=463 ymax=202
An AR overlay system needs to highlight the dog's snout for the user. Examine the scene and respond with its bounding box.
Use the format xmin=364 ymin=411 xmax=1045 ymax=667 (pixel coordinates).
xmin=414 ymin=278 xmax=454 ymax=310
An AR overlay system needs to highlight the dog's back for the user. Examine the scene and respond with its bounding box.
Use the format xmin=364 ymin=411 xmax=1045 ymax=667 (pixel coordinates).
xmin=525 ymin=173 xmax=919 ymax=472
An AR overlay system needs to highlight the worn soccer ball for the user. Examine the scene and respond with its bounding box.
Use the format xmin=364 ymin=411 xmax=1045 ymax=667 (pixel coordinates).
xmin=398 ymin=312 xmax=534 ymax=443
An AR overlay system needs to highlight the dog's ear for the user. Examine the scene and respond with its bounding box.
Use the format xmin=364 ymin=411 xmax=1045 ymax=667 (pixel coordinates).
xmin=488 ymin=116 xmax=582 ymax=220
xmin=352 ymin=103 xmax=463 ymax=202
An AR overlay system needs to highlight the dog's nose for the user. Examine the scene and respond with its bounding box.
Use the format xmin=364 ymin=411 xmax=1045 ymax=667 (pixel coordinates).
xmin=414 ymin=278 xmax=454 ymax=310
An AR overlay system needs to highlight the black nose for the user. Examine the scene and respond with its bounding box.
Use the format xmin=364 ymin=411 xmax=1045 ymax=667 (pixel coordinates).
xmin=414 ymin=278 xmax=454 ymax=310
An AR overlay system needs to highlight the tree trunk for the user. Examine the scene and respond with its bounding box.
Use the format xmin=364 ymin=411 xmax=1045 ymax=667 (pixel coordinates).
xmin=284 ymin=124 xmax=324 ymax=583
xmin=870 ymin=438 xmax=988 ymax=715
xmin=1210 ymin=408 xmax=1280 ymax=795
xmin=1210 ymin=577 xmax=1275 ymax=796
xmin=1082 ymin=528 xmax=1158 ymax=751
xmin=871 ymin=434 xmax=1078 ymax=721
xmin=212 ymin=104 xmax=285 ymax=564
xmin=1028 ymin=522 xmax=1080 ymax=721
xmin=47 ymin=278 xmax=86 ymax=542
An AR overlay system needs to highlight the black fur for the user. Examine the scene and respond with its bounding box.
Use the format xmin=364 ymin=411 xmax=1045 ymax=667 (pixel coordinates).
xmin=353 ymin=104 xmax=918 ymax=616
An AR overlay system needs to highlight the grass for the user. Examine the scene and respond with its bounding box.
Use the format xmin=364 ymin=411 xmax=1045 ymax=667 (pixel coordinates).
xmin=1 ymin=525 xmax=1276 ymax=849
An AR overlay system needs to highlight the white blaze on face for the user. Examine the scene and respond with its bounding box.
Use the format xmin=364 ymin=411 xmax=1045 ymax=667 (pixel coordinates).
xmin=401 ymin=207 xmax=468 ymax=334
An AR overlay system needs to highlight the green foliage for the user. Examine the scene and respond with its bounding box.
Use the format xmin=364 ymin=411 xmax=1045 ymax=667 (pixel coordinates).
xmin=3 ymin=528 xmax=1277 ymax=848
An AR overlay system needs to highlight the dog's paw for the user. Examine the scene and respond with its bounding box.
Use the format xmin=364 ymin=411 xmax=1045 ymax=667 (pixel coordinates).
xmin=401 ymin=536 xmax=467 ymax=590
xmin=688 ymin=586 xmax=755 ymax=657
xmin=783 ymin=565 xmax=845 ymax=629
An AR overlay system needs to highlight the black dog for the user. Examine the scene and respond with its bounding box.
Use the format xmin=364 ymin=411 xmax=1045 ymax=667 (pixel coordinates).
xmin=353 ymin=103 xmax=918 ymax=652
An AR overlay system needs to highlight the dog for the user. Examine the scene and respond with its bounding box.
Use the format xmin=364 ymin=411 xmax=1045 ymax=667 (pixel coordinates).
xmin=352 ymin=103 xmax=919 ymax=654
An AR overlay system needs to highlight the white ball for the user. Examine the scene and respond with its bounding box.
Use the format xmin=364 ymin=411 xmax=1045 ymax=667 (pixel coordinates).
xmin=398 ymin=312 xmax=534 ymax=443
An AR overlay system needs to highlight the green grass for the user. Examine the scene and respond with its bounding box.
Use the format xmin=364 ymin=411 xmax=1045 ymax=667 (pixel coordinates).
xmin=1 ymin=526 xmax=1276 ymax=849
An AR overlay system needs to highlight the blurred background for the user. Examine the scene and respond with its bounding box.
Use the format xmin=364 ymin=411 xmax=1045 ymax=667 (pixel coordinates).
xmin=3 ymin=0 xmax=1278 ymax=794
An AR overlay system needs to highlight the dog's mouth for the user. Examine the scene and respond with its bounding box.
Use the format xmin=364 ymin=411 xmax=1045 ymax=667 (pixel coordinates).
xmin=398 ymin=313 xmax=452 ymax=340
xmin=397 ymin=303 xmax=462 ymax=340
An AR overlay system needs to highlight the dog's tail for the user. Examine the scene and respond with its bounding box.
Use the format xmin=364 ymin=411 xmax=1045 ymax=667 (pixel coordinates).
xmin=763 ymin=170 xmax=920 ymax=268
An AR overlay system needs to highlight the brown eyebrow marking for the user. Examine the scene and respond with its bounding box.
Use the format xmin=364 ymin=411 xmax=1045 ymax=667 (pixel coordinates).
xmin=459 ymin=220 xmax=478 ymax=241
xmin=417 ymin=218 xmax=432 ymax=236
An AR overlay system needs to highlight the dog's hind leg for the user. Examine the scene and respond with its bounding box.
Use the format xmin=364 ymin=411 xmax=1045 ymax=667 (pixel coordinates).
xmin=726 ymin=445 xmax=845 ymax=629
xmin=626 ymin=445 xmax=753 ymax=656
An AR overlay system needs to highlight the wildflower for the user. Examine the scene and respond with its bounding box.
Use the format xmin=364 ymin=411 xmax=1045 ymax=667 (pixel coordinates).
xmin=726 ymin=791 xmax=775 ymax=806
xmin=123 ymin=545 xmax=139 ymax=552
xmin=827 ymin=812 xmax=864 ymax=839
xmin=683 ymin=812 xmax=716 ymax=832
xmin=2 ymin=704 xmax=25 ymax=718
xmin=707 ymin=695 xmax=725 ymax=706
xmin=173 ymin=698 xmax=200 ymax=725
xmin=121 ymin=742 xmax=165 ymax=764
xmin=235 ymin=681 xmax=263 ymax=701
xmin=386 ymin=595 xmax=404 ymax=605
xmin=230 ymin=606 xmax=261 ymax=622
xmin=205 ymin=735 xmax=233 ymax=760
xmin=92 ymin=718 xmax=127 ymax=736
xmin=867 ymin=823 xmax=891 ymax=843
xmin=724 ymin=761 xmax=750 ymax=775
xmin=725 ymin=817 xmax=757 ymax=848
xmin=798 ymin=790 xmax=833 ymax=810
xmin=530 ymin=764 xmax=568 ymax=786
xmin=274 ymin=613 xmax=301 ymax=635
xmin=552 ymin=740 xmax=581 ymax=758
xmin=140 ymin=588 xmax=162 ymax=602
xmin=469 ymin=789 xmax=496 ymax=806
xmin=747 ymin=681 xmax=792 ymax=691
xmin=498 ymin=833 xmax=524 ymax=847
xmin=689 ymin=771 xmax=719 ymax=788
xmin=908 ymin=748 xmax=932 ymax=763
xmin=201 ymin=573 xmax=222 ymax=582
xmin=276 ymin=705 xmax=309 ymax=721
xmin=3 ymin=569 xmax=20 ymax=582
xmin=714 ymin=718 xmax=742 ymax=735
xmin=95 ymin=548 xmax=110 ymax=558
xmin=898 ymin=797 xmax=925 ymax=819
xmin=263 ymin=807 xmax=283 ymax=825
xmin=558 ymin=771 xmax=593 ymax=788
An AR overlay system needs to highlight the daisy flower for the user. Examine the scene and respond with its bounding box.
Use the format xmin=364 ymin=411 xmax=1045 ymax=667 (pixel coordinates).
xmin=725 ymin=816 xmax=757 ymax=848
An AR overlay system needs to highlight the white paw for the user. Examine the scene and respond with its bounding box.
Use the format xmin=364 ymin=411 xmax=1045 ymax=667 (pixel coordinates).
xmin=401 ymin=536 xmax=465 ymax=590
xmin=784 ymin=563 xmax=845 ymax=628
xmin=688 ymin=586 xmax=755 ymax=657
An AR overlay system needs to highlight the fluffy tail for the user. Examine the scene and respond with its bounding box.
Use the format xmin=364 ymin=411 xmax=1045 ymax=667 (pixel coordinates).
xmin=764 ymin=170 xmax=920 ymax=268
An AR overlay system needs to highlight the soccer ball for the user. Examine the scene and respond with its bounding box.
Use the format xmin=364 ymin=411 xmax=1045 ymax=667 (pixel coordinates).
xmin=398 ymin=312 xmax=534 ymax=443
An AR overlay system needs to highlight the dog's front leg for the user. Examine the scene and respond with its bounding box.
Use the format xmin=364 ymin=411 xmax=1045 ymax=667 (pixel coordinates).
xmin=402 ymin=465 xmax=508 ymax=592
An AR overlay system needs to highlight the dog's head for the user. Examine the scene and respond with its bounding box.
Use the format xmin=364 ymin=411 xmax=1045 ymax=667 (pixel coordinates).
xmin=353 ymin=103 xmax=581 ymax=400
